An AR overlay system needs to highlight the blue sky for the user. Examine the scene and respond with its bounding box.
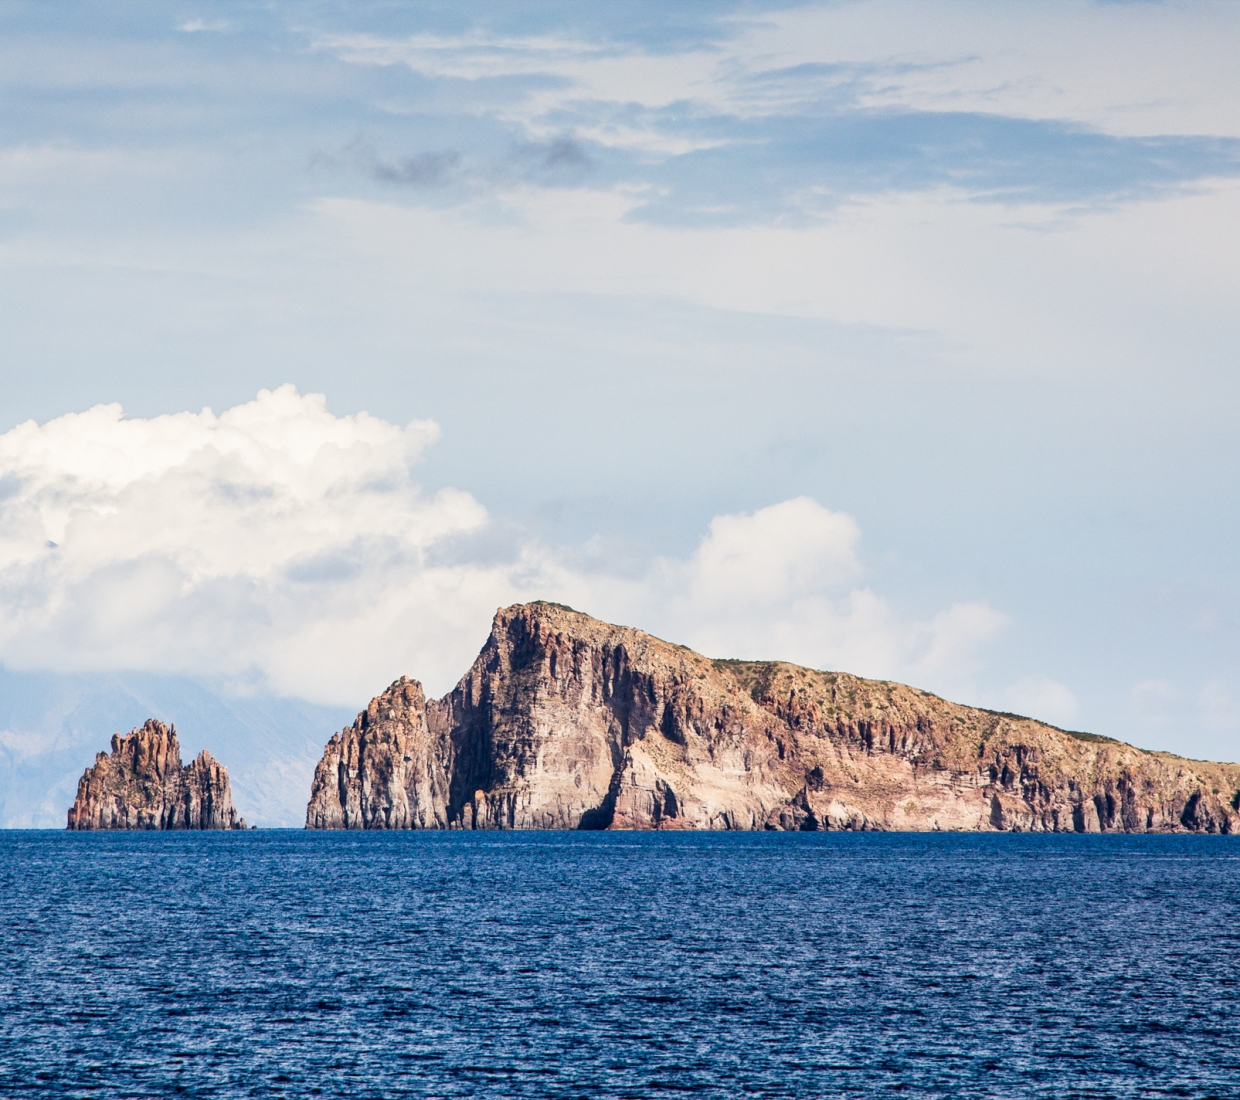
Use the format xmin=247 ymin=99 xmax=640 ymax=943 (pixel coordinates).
xmin=1 ymin=0 xmax=1239 ymax=823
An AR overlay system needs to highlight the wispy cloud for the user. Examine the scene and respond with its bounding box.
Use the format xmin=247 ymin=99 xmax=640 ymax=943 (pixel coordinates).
xmin=307 ymin=20 xmax=1240 ymax=225
xmin=9 ymin=5 xmax=1240 ymax=232
xmin=177 ymin=18 xmax=229 ymax=34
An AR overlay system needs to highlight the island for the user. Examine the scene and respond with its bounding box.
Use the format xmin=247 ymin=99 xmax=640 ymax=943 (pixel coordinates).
xmin=306 ymin=602 xmax=1240 ymax=832
xmin=67 ymin=718 xmax=246 ymax=830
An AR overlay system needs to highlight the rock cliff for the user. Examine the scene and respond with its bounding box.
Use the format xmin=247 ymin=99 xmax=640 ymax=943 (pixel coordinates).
xmin=306 ymin=602 xmax=1240 ymax=833
xmin=67 ymin=719 xmax=247 ymax=830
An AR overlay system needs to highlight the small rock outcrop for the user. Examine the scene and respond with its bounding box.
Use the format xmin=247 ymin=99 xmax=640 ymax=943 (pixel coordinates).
xmin=67 ymin=719 xmax=246 ymax=830
xmin=306 ymin=602 xmax=1240 ymax=833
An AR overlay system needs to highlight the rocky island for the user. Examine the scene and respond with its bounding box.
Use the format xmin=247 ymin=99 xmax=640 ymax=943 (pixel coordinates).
xmin=67 ymin=718 xmax=246 ymax=830
xmin=306 ymin=602 xmax=1240 ymax=833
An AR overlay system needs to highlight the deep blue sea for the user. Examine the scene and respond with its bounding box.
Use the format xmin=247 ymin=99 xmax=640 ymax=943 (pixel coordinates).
xmin=1 ymin=832 xmax=1238 ymax=1099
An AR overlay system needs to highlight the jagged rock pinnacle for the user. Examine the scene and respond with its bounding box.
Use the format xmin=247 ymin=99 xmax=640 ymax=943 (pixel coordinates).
xmin=67 ymin=718 xmax=246 ymax=830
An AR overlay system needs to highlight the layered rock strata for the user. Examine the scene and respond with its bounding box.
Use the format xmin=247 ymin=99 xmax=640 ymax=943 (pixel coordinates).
xmin=306 ymin=602 xmax=1240 ymax=833
xmin=67 ymin=719 xmax=247 ymax=830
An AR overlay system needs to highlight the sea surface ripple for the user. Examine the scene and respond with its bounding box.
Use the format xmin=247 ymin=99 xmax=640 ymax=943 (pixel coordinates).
xmin=1 ymin=831 xmax=1238 ymax=1098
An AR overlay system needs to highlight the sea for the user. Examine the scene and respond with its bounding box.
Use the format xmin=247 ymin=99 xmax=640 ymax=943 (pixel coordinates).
xmin=1 ymin=831 xmax=1237 ymax=1099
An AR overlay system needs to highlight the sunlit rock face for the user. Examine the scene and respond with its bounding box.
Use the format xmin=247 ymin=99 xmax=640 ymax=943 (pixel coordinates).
xmin=307 ymin=602 xmax=1240 ymax=833
xmin=305 ymin=679 xmax=450 ymax=830
xmin=67 ymin=719 xmax=246 ymax=830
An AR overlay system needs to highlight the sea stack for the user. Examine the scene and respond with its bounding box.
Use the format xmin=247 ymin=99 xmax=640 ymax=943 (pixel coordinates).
xmin=307 ymin=601 xmax=1240 ymax=833
xmin=67 ymin=718 xmax=246 ymax=830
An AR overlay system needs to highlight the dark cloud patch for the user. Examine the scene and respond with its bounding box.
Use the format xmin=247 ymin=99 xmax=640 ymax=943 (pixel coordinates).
xmin=539 ymin=136 xmax=591 ymax=169
xmin=349 ymin=132 xmax=600 ymax=196
xmin=370 ymin=150 xmax=462 ymax=187
xmin=513 ymin=135 xmax=593 ymax=178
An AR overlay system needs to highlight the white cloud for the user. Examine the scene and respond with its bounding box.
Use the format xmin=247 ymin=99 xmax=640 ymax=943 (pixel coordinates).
xmin=1198 ymin=679 xmax=1240 ymax=734
xmin=313 ymin=30 xmax=724 ymax=116
xmin=0 ymin=389 xmax=1009 ymax=705
xmin=912 ymin=602 xmax=1011 ymax=688
xmin=1132 ymin=677 xmax=1178 ymax=713
xmin=683 ymin=497 xmax=862 ymax=607
xmin=1003 ymin=674 xmax=1080 ymax=728
xmin=1127 ymin=676 xmax=1240 ymax=762
xmin=0 ymin=385 xmax=505 ymax=700
xmin=178 ymin=19 xmax=229 ymax=34
xmin=583 ymin=498 xmax=1008 ymax=700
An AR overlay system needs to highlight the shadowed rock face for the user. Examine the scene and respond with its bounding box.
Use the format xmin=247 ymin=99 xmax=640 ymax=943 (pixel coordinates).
xmin=67 ymin=719 xmax=246 ymax=830
xmin=306 ymin=602 xmax=1240 ymax=833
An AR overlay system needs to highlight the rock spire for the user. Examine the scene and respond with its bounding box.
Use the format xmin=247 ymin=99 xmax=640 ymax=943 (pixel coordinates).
xmin=67 ymin=719 xmax=246 ymax=830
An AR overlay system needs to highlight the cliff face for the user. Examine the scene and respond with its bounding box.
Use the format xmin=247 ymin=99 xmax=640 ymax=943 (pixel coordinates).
xmin=67 ymin=719 xmax=247 ymax=830
xmin=305 ymin=679 xmax=450 ymax=830
xmin=306 ymin=602 xmax=1240 ymax=833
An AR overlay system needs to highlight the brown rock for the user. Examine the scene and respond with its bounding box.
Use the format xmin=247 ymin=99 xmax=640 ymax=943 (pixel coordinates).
xmin=67 ymin=719 xmax=247 ymax=830
xmin=305 ymin=602 xmax=1240 ymax=833
xmin=305 ymin=679 xmax=449 ymax=829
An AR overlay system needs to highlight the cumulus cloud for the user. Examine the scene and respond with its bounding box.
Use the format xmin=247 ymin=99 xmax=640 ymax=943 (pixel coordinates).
xmin=0 ymin=389 xmax=1009 ymax=706
xmin=683 ymin=497 xmax=863 ymax=608
xmin=1126 ymin=677 xmax=1240 ymax=762
xmin=1003 ymin=674 xmax=1080 ymax=728
xmin=0 ymin=385 xmax=508 ymax=700
xmin=622 ymin=498 xmax=1007 ymax=696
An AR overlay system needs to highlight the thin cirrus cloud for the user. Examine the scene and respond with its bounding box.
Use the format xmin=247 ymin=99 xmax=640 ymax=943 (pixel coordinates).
xmin=315 ymin=18 xmax=1240 ymax=224
xmin=0 ymin=387 xmax=1006 ymax=707
xmin=5 ymin=5 xmax=1237 ymax=236
xmin=614 ymin=111 xmax=1240 ymax=225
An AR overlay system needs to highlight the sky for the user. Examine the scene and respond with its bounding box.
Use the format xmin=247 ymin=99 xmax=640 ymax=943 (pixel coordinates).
xmin=1 ymin=0 xmax=1239 ymax=823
